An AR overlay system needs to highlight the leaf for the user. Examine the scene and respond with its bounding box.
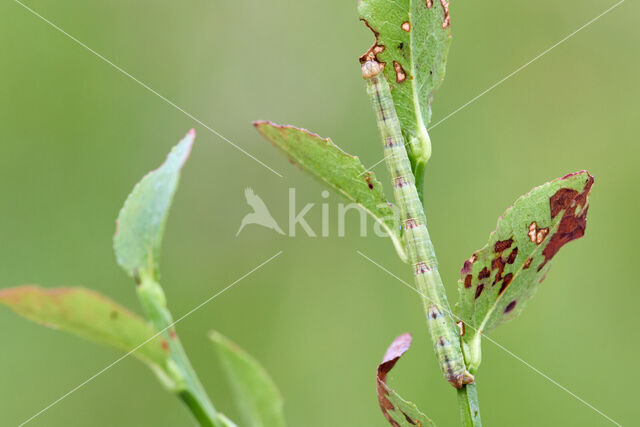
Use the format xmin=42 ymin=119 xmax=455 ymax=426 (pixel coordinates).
xmin=456 ymin=171 xmax=594 ymax=370
xmin=210 ymin=331 xmax=285 ymax=427
xmin=114 ymin=129 xmax=195 ymax=281
xmin=0 ymin=286 xmax=170 ymax=374
xmin=358 ymin=0 xmax=452 ymax=173
xmin=254 ymin=121 xmax=406 ymax=260
xmin=377 ymin=333 xmax=436 ymax=427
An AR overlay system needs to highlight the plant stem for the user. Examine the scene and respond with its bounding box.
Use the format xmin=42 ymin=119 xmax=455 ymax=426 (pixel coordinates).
xmin=457 ymin=383 xmax=482 ymax=427
xmin=179 ymin=390 xmax=217 ymax=427
xmin=138 ymin=277 xmax=222 ymax=427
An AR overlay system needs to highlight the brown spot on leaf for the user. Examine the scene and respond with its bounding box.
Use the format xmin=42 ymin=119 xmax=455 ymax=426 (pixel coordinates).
xmin=528 ymin=221 xmax=549 ymax=244
xmin=457 ymin=321 xmax=465 ymax=336
xmin=478 ymin=267 xmax=490 ymax=280
xmin=494 ymin=238 xmax=513 ymax=253
xmin=393 ymin=61 xmax=407 ymax=83
xmin=169 ymin=329 xmax=177 ymax=339
xmin=499 ymin=273 xmax=514 ymax=295
xmin=438 ymin=336 xmax=446 ymax=347
xmin=461 ymin=260 xmax=472 ymax=275
xmin=504 ymin=301 xmax=517 ymax=313
xmin=365 ymin=175 xmax=374 ymax=190
xmin=440 ymin=0 xmax=451 ymax=28
xmin=475 ymin=284 xmax=485 ymax=299
xmin=360 ymin=20 xmax=386 ymax=66
xmin=461 ymin=254 xmax=477 ymax=275
xmin=537 ymin=175 xmax=594 ymax=271
xmin=550 ymin=188 xmax=582 ymax=218
xmin=536 ymin=228 xmax=549 ymax=244
xmin=523 ymin=257 xmax=533 ymax=269
xmin=464 ymin=274 xmax=473 ymax=288
xmin=507 ymin=247 xmax=519 ymax=264
xmin=528 ymin=222 xmax=538 ymax=242
xmin=401 ymin=21 xmax=411 ymax=32
xmin=110 ymin=310 xmax=119 ymax=319
xmin=377 ymin=333 xmax=415 ymax=427
xmin=491 ymin=256 xmax=506 ymax=285
xmin=161 ymin=340 xmax=170 ymax=352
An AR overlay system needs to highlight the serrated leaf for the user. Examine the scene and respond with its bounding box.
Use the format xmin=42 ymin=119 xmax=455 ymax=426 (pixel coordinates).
xmin=377 ymin=333 xmax=436 ymax=427
xmin=254 ymin=121 xmax=405 ymax=260
xmin=114 ymin=130 xmax=195 ymax=281
xmin=210 ymin=331 xmax=285 ymax=427
xmin=456 ymin=171 xmax=594 ymax=370
xmin=358 ymin=0 xmax=451 ymax=175
xmin=0 ymin=286 xmax=169 ymax=372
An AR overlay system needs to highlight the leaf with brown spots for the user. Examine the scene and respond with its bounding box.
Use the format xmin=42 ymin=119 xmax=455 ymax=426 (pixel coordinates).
xmin=377 ymin=333 xmax=436 ymax=426
xmin=359 ymin=0 xmax=452 ymax=197
xmin=0 ymin=286 xmax=173 ymax=386
xmin=455 ymin=171 xmax=594 ymax=372
xmin=254 ymin=121 xmax=406 ymax=261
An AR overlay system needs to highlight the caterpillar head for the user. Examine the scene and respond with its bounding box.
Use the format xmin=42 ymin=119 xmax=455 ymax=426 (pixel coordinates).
xmin=362 ymin=60 xmax=383 ymax=79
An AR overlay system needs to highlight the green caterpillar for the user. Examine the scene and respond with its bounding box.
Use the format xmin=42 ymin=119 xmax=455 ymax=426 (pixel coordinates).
xmin=362 ymin=60 xmax=473 ymax=388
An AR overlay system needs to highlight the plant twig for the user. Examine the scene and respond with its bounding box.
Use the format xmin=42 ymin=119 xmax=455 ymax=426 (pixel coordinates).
xmin=138 ymin=276 xmax=222 ymax=427
xmin=457 ymin=383 xmax=482 ymax=427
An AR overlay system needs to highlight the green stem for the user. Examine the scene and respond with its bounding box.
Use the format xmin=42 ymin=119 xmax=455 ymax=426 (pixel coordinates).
xmin=179 ymin=390 xmax=217 ymax=427
xmin=413 ymin=160 xmax=425 ymax=203
xmin=457 ymin=382 xmax=482 ymax=427
xmin=138 ymin=276 xmax=222 ymax=427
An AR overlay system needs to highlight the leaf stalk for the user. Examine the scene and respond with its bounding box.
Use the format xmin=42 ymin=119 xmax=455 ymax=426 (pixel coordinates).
xmin=137 ymin=276 xmax=222 ymax=427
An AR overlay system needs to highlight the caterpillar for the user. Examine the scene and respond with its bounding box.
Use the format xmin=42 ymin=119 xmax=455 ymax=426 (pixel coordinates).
xmin=362 ymin=60 xmax=474 ymax=388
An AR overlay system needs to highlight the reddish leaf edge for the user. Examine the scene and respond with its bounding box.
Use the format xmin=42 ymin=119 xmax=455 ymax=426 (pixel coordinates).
xmin=377 ymin=333 xmax=418 ymax=427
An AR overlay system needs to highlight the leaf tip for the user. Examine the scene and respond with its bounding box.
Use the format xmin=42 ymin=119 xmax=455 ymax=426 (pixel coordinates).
xmin=381 ymin=333 xmax=412 ymax=365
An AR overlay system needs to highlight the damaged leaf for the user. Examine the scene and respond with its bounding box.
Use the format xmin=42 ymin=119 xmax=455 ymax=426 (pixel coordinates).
xmin=210 ymin=331 xmax=285 ymax=427
xmin=114 ymin=130 xmax=195 ymax=281
xmin=455 ymin=171 xmax=594 ymax=371
xmin=254 ymin=121 xmax=406 ymax=260
xmin=0 ymin=286 xmax=171 ymax=381
xmin=358 ymin=0 xmax=452 ymax=192
xmin=377 ymin=333 xmax=436 ymax=427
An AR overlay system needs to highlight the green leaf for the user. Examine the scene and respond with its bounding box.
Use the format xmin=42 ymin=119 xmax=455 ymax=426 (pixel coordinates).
xmin=358 ymin=0 xmax=452 ymax=175
xmin=114 ymin=129 xmax=195 ymax=281
xmin=0 ymin=286 xmax=170 ymax=376
xmin=210 ymin=331 xmax=285 ymax=427
xmin=456 ymin=171 xmax=594 ymax=371
xmin=254 ymin=121 xmax=406 ymax=261
xmin=377 ymin=333 xmax=436 ymax=427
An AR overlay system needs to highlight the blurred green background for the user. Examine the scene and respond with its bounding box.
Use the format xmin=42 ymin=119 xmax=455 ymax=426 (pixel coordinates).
xmin=1 ymin=0 xmax=638 ymax=425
